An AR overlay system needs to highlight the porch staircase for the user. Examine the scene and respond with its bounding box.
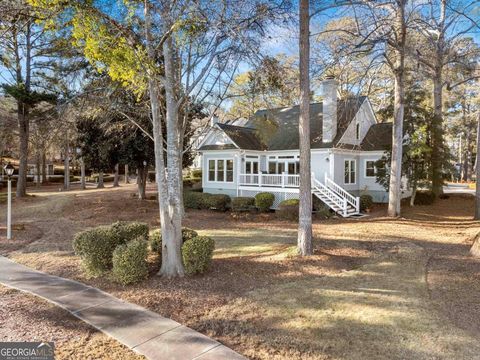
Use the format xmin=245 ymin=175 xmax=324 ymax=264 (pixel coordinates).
xmin=312 ymin=175 xmax=360 ymax=217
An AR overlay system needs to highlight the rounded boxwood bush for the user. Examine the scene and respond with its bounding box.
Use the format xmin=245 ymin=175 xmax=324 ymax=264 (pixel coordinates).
xmin=255 ymin=192 xmax=275 ymax=212
xmin=73 ymin=221 xmax=149 ymax=277
xmin=112 ymin=238 xmax=148 ymax=285
xmin=184 ymin=191 xmax=204 ymax=209
xmin=414 ymin=190 xmax=436 ymax=205
xmin=231 ymin=197 xmax=255 ymax=212
xmin=277 ymin=198 xmax=300 ymax=221
xmin=205 ymin=194 xmax=231 ymax=211
xmin=73 ymin=226 xmax=121 ymax=277
xmin=150 ymin=227 xmax=199 ymax=254
xmin=360 ymin=194 xmax=373 ymax=211
xmin=111 ymin=221 xmax=149 ymax=243
xmin=182 ymin=236 xmax=215 ymax=275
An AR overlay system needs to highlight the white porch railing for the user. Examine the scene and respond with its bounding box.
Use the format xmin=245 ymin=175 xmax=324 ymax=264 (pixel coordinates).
xmin=325 ymin=174 xmax=360 ymax=213
xmin=239 ymin=173 xmax=300 ymax=188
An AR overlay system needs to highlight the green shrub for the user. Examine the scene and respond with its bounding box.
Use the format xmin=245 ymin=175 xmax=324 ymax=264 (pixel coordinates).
xmin=360 ymin=194 xmax=374 ymax=211
xmin=255 ymin=192 xmax=275 ymax=212
xmin=112 ymin=238 xmax=148 ymax=285
xmin=73 ymin=222 xmax=149 ymax=277
xmin=150 ymin=227 xmax=199 ymax=254
xmin=184 ymin=191 xmax=205 ymax=209
xmin=182 ymin=236 xmax=215 ymax=275
xmin=73 ymin=226 xmax=122 ymax=277
xmin=184 ymin=192 xmax=229 ymax=211
xmin=205 ymin=194 xmax=231 ymax=211
xmin=231 ymin=197 xmax=255 ymax=212
xmin=111 ymin=221 xmax=149 ymax=243
xmin=277 ymin=198 xmax=300 ymax=221
xmin=191 ymin=169 xmax=202 ymax=179
xmin=414 ymin=190 xmax=436 ymax=205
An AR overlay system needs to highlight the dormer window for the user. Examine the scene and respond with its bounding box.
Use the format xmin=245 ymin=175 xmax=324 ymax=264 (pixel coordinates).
xmin=355 ymin=123 xmax=360 ymax=140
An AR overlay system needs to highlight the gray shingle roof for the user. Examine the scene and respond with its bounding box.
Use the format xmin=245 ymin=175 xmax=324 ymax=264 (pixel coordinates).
xmin=200 ymin=97 xmax=391 ymax=152
xmin=360 ymin=122 xmax=392 ymax=151
xmin=244 ymin=97 xmax=367 ymax=150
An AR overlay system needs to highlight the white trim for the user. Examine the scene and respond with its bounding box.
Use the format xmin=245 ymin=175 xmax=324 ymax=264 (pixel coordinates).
xmin=343 ymin=158 xmax=357 ymax=185
xmin=197 ymin=124 xmax=241 ymax=150
xmin=364 ymin=159 xmax=377 ymax=178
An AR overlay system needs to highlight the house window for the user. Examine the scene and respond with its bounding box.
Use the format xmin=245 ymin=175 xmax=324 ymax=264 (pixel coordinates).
xmin=208 ymin=159 xmax=234 ymax=182
xmin=208 ymin=160 xmax=215 ymax=181
xmin=365 ymin=161 xmax=375 ymax=177
xmin=356 ymin=123 xmax=360 ymax=140
xmin=226 ymin=160 xmax=233 ymax=182
xmin=217 ymin=160 xmax=224 ymax=181
xmin=344 ymin=160 xmax=356 ymax=184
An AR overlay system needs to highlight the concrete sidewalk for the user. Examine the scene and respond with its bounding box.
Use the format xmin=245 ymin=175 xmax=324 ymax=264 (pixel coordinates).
xmin=0 ymin=256 xmax=245 ymax=360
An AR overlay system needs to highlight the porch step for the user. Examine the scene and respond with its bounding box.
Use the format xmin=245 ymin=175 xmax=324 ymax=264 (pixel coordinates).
xmin=311 ymin=177 xmax=360 ymax=218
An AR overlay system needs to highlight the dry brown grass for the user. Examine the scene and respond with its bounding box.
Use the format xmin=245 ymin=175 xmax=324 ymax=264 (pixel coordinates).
xmin=1 ymin=185 xmax=480 ymax=359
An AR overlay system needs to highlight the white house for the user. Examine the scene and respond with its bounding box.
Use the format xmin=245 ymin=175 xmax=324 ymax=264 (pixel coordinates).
xmin=196 ymin=78 xmax=410 ymax=217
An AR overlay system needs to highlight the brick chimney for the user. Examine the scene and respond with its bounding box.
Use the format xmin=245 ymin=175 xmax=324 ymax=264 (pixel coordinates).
xmin=321 ymin=76 xmax=338 ymax=143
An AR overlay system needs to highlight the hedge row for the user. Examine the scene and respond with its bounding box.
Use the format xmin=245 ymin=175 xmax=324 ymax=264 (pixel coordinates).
xmin=184 ymin=192 xmax=230 ymax=211
xmin=184 ymin=191 xmax=276 ymax=212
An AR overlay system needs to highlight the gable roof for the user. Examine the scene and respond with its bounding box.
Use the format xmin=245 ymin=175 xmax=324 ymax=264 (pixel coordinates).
xmin=360 ymin=122 xmax=392 ymax=151
xmin=198 ymin=96 xmax=391 ymax=152
xmin=216 ymin=123 xmax=267 ymax=150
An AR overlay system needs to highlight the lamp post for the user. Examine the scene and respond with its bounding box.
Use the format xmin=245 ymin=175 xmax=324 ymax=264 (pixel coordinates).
xmin=4 ymin=162 xmax=14 ymax=240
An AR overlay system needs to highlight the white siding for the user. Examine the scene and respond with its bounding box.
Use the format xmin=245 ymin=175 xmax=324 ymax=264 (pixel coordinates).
xmin=203 ymin=129 xmax=235 ymax=147
xmin=201 ymin=151 xmax=239 ymax=194
xmin=339 ymin=100 xmax=377 ymax=146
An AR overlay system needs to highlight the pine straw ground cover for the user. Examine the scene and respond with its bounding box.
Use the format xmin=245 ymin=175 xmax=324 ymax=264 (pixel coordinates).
xmin=1 ymin=185 xmax=480 ymax=359
xmin=0 ymin=286 xmax=144 ymax=360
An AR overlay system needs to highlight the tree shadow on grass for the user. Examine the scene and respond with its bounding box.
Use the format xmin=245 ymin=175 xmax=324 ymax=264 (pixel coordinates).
xmin=192 ymin=243 xmax=480 ymax=360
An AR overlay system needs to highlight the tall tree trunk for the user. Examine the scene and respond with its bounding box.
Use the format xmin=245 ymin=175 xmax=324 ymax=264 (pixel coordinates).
xmin=297 ymin=0 xmax=312 ymax=256
xmin=475 ymin=113 xmax=480 ymax=220
xmin=41 ymin=150 xmax=47 ymax=183
xmin=430 ymin=0 xmax=446 ymax=195
xmin=410 ymin=182 xmax=417 ymax=207
xmin=80 ymin=158 xmax=86 ymax=190
xmin=137 ymin=165 xmax=147 ymax=200
xmin=124 ymin=164 xmax=129 ymax=184
xmin=64 ymin=136 xmax=70 ymax=191
xmin=431 ymin=73 xmax=444 ymax=194
xmin=97 ymin=171 xmax=104 ymax=189
xmin=15 ymin=21 xmax=31 ymax=198
xmin=144 ymin=1 xmax=184 ymax=277
xmin=113 ymin=163 xmax=120 ymax=187
xmin=16 ymin=104 xmax=29 ymax=197
xmin=35 ymin=152 xmax=41 ymax=188
xmin=159 ymin=36 xmax=184 ymax=277
xmin=387 ymin=2 xmax=406 ymax=218
xmin=464 ymin=131 xmax=471 ymax=182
